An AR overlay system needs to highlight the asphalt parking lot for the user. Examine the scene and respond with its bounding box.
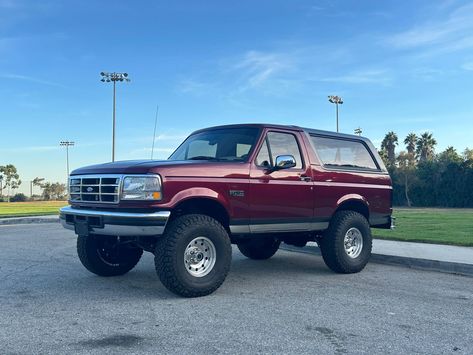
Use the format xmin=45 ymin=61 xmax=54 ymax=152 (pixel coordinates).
xmin=1 ymin=223 xmax=472 ymax=354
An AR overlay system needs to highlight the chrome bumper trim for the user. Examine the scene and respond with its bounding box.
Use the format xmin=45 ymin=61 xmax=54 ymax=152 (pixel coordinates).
xmin=59 ymin=206 xmax=170 ymax=236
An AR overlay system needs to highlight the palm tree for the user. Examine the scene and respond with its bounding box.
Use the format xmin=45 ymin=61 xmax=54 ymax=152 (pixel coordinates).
xmin=416 ymin=132 xmax=437 ymax=162
xmin=381 ymin=131 xmax=398 ymax=167
xmin=404 ymin=133 xmax=417 ymax=165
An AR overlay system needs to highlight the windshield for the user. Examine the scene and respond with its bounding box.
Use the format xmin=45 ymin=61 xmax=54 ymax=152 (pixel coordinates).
xmin=169 ymin=127 xmax=260 ymax=162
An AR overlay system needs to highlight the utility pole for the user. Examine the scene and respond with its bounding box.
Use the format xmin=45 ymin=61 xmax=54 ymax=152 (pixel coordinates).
xmin=354 ymin=127 xmax=362 ymax=136
xmin=60 ymin=141 xmax=75 ymax=178
xmin=100 ymin=72 xmax=131 ymax=162
xmin=328 ymin=95 xmax=344 ymax=133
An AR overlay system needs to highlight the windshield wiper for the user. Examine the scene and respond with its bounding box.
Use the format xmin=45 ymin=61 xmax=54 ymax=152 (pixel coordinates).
xmin=188 ymin=156 xmax=219 ymax=161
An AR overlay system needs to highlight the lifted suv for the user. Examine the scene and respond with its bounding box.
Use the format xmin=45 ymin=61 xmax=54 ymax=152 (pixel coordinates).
xmin=60 ymin=124 xmax=393 ymax=297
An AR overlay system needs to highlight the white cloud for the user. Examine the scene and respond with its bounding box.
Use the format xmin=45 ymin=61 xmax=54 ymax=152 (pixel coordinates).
xmin=462 ymin=61 xmax=473 ymax=71
xmin=321 ymin=69 xmax=392 ymax=85
xmin=0 ymin=73 xmax=66 ymax=87
xmin=233 ymin=50 xmax=292 ymax=90
xmin=0 ymin=145 xmax=59 ymax=153
xmin=386 ymin=3 xmax=473 ymax=54
xmin=176 ymin=78 xmax=213 ymax=95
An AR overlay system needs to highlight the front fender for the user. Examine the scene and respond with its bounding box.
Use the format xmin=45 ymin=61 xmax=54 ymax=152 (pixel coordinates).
xmin=162 ymin=187 xmax=231 ymax=213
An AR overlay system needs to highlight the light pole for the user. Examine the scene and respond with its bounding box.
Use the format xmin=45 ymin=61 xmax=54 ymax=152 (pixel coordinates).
xmin=354 ymin=127 xmax=362 ymax=136
xmin=100 ymin=72 xmax=130 ymax=162
xmin=328 ymin=95 xmax=343 ymax=133
xmin=60 ymin=141 xmax=75 ymax=177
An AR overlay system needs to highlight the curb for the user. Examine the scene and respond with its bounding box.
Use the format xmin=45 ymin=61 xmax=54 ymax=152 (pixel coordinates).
xmin=0 ymin=215 xmax=59 ymax=225
xmin=280 ymin=244 xmax=473 ymax=277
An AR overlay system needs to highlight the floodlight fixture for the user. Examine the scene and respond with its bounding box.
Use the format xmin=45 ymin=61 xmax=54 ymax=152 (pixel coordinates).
xmin=100 ymin=71 xmax=131 ymax=161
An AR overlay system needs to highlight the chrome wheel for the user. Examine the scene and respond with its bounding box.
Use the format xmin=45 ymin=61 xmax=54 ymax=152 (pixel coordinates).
xmin=343 ymin=227 xmax=363 ymax=259
xmin=184 ymin=237 xmax=216 ymax=277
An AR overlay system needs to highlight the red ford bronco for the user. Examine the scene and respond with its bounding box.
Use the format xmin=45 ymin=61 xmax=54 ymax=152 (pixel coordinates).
xmin=60 ymin=124 xmax=393 ymax=297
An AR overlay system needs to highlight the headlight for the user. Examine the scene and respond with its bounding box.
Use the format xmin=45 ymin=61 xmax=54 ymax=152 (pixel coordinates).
xmin=121 ymin=176 xmax=162 ymax=200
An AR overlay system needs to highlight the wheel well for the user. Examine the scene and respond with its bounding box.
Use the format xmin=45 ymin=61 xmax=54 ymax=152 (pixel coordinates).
xmin=335 ymin=200 xmax=369 ymax=220
xmin=171 ymin=198 xmax=230 ymax=230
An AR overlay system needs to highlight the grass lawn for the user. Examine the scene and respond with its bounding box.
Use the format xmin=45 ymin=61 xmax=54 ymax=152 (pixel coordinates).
xmin=373 ymin=208 xmax=473 ymax=247
xmin=0 ymin=201 xmax=67 ymax=218
xmin=1 ymin=202 xmax=471 ymax=247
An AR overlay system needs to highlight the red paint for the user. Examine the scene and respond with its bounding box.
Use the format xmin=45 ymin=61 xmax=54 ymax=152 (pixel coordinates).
xmin=70 ymin=124 xmax=392 ymax=228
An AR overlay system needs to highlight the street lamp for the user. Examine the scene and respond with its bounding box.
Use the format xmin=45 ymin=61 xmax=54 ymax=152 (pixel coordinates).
xmin=328 ymin=95 xmax=343 ymax=133
xmin=354 ymin=127 xmax=362 ymax=136
xmin=100 ymin=71 xmax=131 ymax=162
xmin=60 ymin=141 xmax=75 ymax=177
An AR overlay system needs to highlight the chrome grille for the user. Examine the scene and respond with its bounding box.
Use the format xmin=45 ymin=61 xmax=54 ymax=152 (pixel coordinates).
xmin=69 ymin=175 xmax=121 ymax=204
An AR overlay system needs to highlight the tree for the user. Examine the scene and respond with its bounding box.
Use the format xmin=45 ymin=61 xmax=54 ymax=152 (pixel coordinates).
xmin=381 ymin=131 xmax=398 ymax=167
xmin=10 ymin=193 xmax=28 ymax=202
xmin=404 ymin=133 xmax=417 ymax=165
xmin=416 ymin=132 xmax=437 ymax=162
xmin=32 ymin=177 xmax=45 ymax=197
xmin=0 ymin=164 xmax=22 ymax=202
xmin=396 ymin=151 xmax=416 ymax=207
xmin=41 ymin=182 xmax=66 ymax=200
xmin=437 ymin=146 xmax=462 ymax=165
xmin=463 ymin=148 xmax=473 ymax=162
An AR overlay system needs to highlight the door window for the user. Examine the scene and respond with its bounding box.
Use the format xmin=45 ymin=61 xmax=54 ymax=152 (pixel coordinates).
xmin=255 ymin=132 xmax=303 ymax=169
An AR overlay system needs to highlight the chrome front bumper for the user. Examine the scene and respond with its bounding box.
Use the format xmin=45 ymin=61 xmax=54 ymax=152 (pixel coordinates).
xmin=59 ymin=206 xmax=171 ymax=236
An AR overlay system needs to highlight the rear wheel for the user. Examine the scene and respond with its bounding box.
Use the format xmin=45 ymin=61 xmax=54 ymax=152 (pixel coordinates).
xmin=77 ymin=234 xmax=143 ymax=277
xmin=319 ymin=211 xmax=372 ymax=273
xmin=154 ymin=214 xmax=232 ymax=297
xmin=237 ymin=237 xmax=280 ymax=260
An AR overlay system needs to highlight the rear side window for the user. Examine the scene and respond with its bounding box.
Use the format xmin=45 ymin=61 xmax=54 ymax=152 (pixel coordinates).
xmin=311 ymin=136 xmax=378 ymax=170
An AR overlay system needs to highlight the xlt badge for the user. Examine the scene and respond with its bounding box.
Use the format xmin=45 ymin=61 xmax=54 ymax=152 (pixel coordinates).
xmin=229 ymin=190 xmax=245 ymax=197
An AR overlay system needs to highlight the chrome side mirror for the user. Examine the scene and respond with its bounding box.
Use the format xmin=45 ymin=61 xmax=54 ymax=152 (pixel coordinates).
xmin=275 ymin=155 xmax=296 ymax=170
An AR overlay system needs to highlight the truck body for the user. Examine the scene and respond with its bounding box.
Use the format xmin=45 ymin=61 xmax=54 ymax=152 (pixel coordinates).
xmin=60 ymin=124 xmax=393 ymax=297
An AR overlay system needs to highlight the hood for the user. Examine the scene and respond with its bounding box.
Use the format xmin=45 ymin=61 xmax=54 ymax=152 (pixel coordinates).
xmin=70 ymin=159 xmax=211 ymax=175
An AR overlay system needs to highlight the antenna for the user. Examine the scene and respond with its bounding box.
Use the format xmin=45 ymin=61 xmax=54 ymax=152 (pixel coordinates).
xmin=151 ymin=104 xmax=159 ymax=160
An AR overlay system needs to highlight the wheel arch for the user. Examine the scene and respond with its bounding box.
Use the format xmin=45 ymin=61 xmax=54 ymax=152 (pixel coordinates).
xmin=334 ymin=195 xmax=370 ymax=221
xmin=169 ymin=197 xmax=230 ymax=231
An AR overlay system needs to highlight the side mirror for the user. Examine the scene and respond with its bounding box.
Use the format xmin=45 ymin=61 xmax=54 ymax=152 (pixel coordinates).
xmin=274 ymin=155 xmax=296 ymax=170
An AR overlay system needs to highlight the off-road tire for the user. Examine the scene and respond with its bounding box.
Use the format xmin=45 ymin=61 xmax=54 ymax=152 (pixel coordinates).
xmin=154 ymin=214 xmax=232 ymax=297
xmin=319 ymin=211 xmax=372 ymax=273
xmin=237 ymin=237 xmax=281 ymax=260
xmin=77 ymin=234 xmax=143 ymax=277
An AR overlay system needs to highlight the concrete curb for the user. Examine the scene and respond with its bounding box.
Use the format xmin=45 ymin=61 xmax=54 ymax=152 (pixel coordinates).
xmin=0 ymin=215 xmax=59 ymax=225
xmin=280 ymin=244 xmax=473 ymax=277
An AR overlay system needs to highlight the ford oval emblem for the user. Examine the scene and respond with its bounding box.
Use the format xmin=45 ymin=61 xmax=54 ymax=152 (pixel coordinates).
xmin=87 ymin=187 xmax=94 ymax=192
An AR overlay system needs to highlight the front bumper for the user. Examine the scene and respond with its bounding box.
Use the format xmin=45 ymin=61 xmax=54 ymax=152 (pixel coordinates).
xmin=59 ymin=206 xmax=171 ymax=236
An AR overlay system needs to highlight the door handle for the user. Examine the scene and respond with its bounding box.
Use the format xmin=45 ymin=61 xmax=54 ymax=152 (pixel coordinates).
xmin=299 ymin=175 xmax=312 ymax=182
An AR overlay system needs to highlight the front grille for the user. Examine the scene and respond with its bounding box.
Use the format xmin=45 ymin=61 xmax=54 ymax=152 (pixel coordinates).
xmin=69 ymin=175 xmax=121 ymax=204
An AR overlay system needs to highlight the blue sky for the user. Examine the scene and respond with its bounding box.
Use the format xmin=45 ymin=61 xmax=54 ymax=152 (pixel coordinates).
xmin=1 ymin=0 xmax=473 ymax=194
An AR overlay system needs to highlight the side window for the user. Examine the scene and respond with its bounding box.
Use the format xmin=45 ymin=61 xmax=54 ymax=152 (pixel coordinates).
xmin=255 ymin=140 xmax=271 ymax=167
xmin=311 ymin=136 xmax=378 ymax=170
xmin=267 ymin=132 xmax=303 ymax=169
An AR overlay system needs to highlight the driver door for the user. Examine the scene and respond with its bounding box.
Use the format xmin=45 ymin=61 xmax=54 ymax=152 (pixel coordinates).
xmin=248 ymin=130 xmax=314 ymax=233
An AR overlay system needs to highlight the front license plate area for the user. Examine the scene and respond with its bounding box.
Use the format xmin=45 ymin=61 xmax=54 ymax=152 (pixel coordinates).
xmin=74 ymin=220 xmax=90 ymax=236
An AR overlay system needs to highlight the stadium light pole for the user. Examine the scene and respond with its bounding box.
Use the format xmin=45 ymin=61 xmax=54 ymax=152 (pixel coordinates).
xmin=100 ymin=72 xmax=130 ymax=162
xmin=328 ymin=95 xmax=343 ymax=133
xmin=60 ymin=141 xmax=75 ymax=177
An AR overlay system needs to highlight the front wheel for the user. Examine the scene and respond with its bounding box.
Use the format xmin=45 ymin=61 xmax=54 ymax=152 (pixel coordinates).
xmin=77 ymin=234 xmax=143 ymax=277
xmin=319 ymin=211 xmax=372 ymax=273
xmin=154 ymin=214 xmax=232 ymax=297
